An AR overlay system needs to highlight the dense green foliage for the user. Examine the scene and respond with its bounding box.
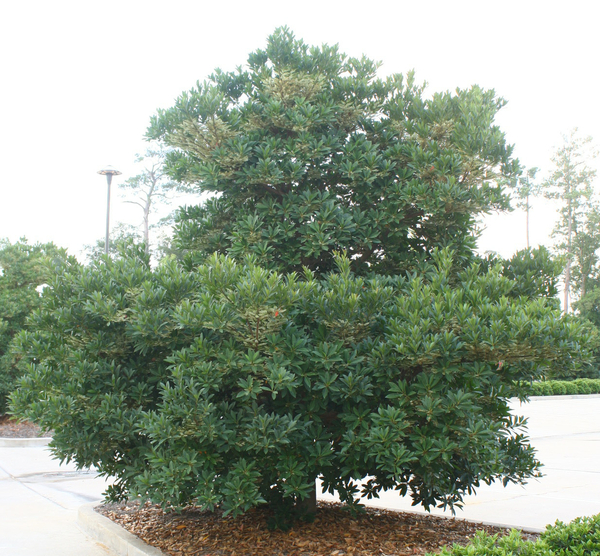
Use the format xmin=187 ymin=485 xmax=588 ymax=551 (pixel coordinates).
xmin=529 ymin=378 xmax=600 ymax=396
xmin=0 ymin=239 xmax=69 ymax=413
xmin=429 ymin=513 xmax=600 ymax=555
xmin=431 ymin=529 xmax=543 ymax=556
xmin=572 ymin=278 xmax=600 ymax=380
xmin=575 ymin=287 xmax=600 ymax=329
xmin=540 ymin=514 xmax=600 ymax=555
xmin=483 ymin=247 xmax=562 ymax=303
xmin=11 ymin=248 xmax=583 ymax=521
xmin=148 ymin=27 xmax=518 ymax=276
xmin=488 ymin=247 xmax=600 ymax=379
xmin=482 ymin=248 xmax=593 ymax=380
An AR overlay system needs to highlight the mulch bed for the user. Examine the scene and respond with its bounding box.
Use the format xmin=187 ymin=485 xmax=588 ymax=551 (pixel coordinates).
xmin=98 ymin=500 xmax=540 ymax=556
xmin=0 ymin=415 xmax=51 ymax=438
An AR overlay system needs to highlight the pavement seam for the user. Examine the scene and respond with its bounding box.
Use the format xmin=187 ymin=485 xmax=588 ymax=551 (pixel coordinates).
xmin=542 ymin=466 xmax=600 ymax=474
xmin=531 ymin=431 xmax=600 ymax=440
xmin=0 ymin=458 xmax=76 ymax=510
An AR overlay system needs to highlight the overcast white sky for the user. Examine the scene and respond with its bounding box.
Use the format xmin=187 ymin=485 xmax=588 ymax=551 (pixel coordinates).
xmin=1 ymin=0 xmax=599 ymax=260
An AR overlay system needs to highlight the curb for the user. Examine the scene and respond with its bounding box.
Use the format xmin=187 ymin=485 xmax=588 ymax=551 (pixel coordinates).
xmin=78 ymin=503 xmax=166 ymax=556
xmin=0 ymin=437 xmax=52 ymax=447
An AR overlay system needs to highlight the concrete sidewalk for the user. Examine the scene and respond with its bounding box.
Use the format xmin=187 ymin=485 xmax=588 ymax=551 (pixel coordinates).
xmin=0 ymin=442 xmax=113 ymax=555
xmin=1 ymin=395 xmax=599 ymax=555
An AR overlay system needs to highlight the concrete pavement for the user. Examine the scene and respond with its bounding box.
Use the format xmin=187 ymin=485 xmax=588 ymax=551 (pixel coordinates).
xmin=0 ymin=442 xmax=113 ymax=555
xmin=1 ymin=395 xmax=599 ymax=555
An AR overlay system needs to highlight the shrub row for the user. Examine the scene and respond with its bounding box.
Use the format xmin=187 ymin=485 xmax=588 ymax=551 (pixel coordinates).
xmin=430 ymin=513 xmax=600 ymax=555
xmin=529 ymin=378 xmax=600 ymax=396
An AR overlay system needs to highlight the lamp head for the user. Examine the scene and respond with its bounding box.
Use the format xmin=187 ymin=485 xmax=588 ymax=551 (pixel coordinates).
xmin=97 ymin=166 xmax=122 ymax=185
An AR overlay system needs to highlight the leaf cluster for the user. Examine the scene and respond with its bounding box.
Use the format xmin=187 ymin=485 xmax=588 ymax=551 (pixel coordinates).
xmin=481 ymin=247 xmax=563 ymax=303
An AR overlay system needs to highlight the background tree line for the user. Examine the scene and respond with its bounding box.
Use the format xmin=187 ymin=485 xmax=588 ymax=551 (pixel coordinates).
xmin=511 ymin=129 xmax=600 ymax=315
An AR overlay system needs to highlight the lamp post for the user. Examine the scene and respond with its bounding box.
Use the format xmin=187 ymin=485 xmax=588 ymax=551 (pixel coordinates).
xmin=97 ymin=166 xmax=122 ymax=255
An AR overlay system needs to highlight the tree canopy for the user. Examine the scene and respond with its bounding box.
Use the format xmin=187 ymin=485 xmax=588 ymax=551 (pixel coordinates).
xmin=148 ymin=27 xmax=519 ymax=275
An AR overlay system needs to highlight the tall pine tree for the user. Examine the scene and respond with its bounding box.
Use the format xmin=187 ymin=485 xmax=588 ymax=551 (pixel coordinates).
xmin=543 ymin=129 xmax=598 ymax=311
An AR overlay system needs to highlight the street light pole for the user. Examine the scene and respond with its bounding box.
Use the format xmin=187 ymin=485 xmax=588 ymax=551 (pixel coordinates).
xmin=97 ymin=166 xmax=122 ymax=255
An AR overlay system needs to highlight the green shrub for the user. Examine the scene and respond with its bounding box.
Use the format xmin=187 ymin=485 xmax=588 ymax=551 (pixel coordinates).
xmin=540 ymin=514 xmax=600 ymax=555
xmin=429 ymin=529 xmax=544 ymax=555
xmin=528 ymin=378 xmax=600 ymax=396
xmin=574 ymin=379 xmax=593 ymax=394
xmin=428 ymin=513 xmax=600 ymax=555
xmin=564 ymin=381 xmax=579 ymax=395
xmin=540 ymin=382 xmax=555 ymax=396
xmin=7 ymin=28 xmax=591 ymax=527
xmin=588 ymin=379 xmax=600 ymax=393
xmin=550 ymin=381 xmax=567 ymax=395
xmin=10 ymin=249 xmax=584 ymax=523
xmin=529 ymin=382 xmax=544 ymax=396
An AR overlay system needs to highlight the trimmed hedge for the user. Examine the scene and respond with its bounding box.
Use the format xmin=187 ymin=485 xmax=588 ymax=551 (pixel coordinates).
xmin=529 ymin=378 xmax=600 ymax=396
xmin=429 ymin=513 xmax=600 ymax=555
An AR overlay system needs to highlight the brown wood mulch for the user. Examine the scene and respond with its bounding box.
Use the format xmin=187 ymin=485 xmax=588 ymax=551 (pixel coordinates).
xmin=98 ymin=500 xmax=539 ymax=556
xmin=0 ymin=415 xmax=51 ymax=438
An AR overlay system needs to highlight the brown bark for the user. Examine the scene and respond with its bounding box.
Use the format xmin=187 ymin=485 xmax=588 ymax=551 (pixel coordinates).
xmin=297 ymin=480 xmax=317 ymax=515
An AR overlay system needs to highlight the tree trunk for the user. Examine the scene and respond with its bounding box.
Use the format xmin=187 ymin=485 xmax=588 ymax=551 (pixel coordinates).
xmin=297 ymin=480 xmax=317 ymax=515
xmin=143 ymin=200 xmax=151 ymax=255
xmin=565 ymin=198 xmax=573 ymax=313
xmin=581 ymin=244 xmax=587 ymax=299
xmin=526 ymin=194 xmax=530 ymax=249
xmin=564 ymin=259 xmax=571 ymax=313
